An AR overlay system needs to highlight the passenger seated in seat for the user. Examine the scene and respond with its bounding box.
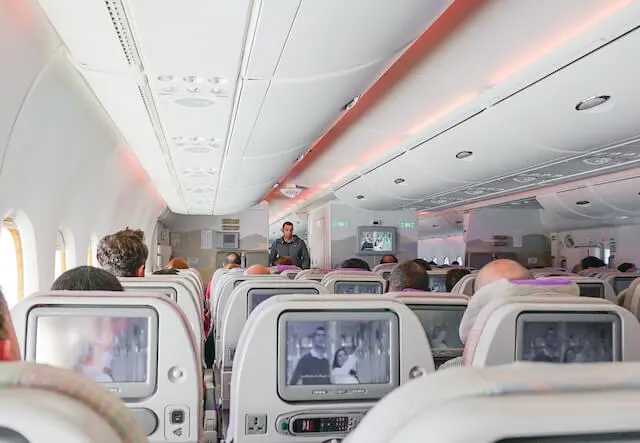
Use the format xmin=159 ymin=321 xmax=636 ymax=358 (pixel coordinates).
xmin=380 ymin=255 xmax=398 ymax=264
xmin=580 ymin=256 xmax=606 ymax=271
xmin=475 ymin=259 xmax=532 ymax=290
xmin=289 ymin=327 xmax=331 ymax=385
xmin=96 ymin=228 xmax=148 ymax=277
xmin=223 ymin=252 xmax=242 ymax=269
xmin=389 ymin=261 xmax=429 ymax=292
xmin=152 ymin=268 xmax=179 ymax=275
xmin=331 ymin=345 xmax=361 ymax=384
xmin=51 ymin=266 xmax=124 ymax=291
xmin=275 ymin=256 xmax=295 ymax=266
xmin=446 ymin=268 xmax=471 ymax=292
xmin=618 ymin=262 xmax=637 ymax=273
xmin=339 ymin=258 xmax=371 ymax=271
xmin=244 ymin=265 xmax=270 ymax=275
xmin=413 ymin=258 xmax=432 ymax=271
xmin=0 ymin=289 xmax=20 ymax=361
xmin=167 ymin=257 xmax=189 ymax=270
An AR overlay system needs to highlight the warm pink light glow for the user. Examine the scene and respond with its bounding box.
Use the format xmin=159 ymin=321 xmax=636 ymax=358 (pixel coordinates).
xmin=406 ymin=92 xmax=479 ymax=136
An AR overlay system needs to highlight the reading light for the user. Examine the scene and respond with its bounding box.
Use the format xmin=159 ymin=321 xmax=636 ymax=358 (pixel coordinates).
xmin=183 ymin=75 xmax=202 ymax=83
xmin=456 ymin=151 xmax=473 ymax=159
xmin=272 ymin=183 xmax=279 ymax=189
xmin=158 ymin=75 xmax=175 ymax=82
xmin=394 ymin=178 xmax=405 ymax=184
xmin=576 ymin=200 xmax=591 ymax=206
xmin=356 ymin=195 xmax=365 ymax=200
xmin=342 ymin=95 xmax=360 ymax=111
xmin=432 ymin=224 xmax=439 ymax=228
xmin=575 ymin=95 xmax=610 ymax=111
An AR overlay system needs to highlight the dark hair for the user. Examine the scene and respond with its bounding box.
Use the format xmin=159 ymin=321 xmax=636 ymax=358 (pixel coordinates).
xmin=96 ymin=228 xmax=148 ymax=277
xmin=451 ymin=261 xmax=460 ymax=266
xmin=276 ymin=256 xmax=295 ymax=266
xmin=412 ymin=258 xmax=432 ymax=271
xmin=312 ymin=326 xmax=326 ymax=338
xmin=332 ymin=347 xmax=359 ymax=379
xmin=225 ymin=252 xmax=241 ymax=266
xmin=445 ymin=268 xmax=471 ymax=292
xmin=152 ymin=268 xmax=179 ymax=275
xmin=618 ymin=262 xmax=636 ymax=272
xmin=581 ymin=256 xmax=606 ymax=270
xmin=380 ymin=255 xmax=398 ymax=264
xmin=51 ymin=266 xmax=124 ymax=291
xmin=339 ymin=258 xmax=371 ymax=271
xmin=282 ymin=221 xmax=294 ymax=229
xmin=389 ymin=261 xmax=430 ymax=292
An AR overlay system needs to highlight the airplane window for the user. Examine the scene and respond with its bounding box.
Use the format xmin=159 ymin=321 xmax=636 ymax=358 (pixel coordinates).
xmin=54 ymin=230 xmax=66 ymax=279
xmin=443 ymin=257 xmax=450 ymax=265
xmin=432 ymin=257 xmax=438 ymax=264
xmin=87 ymin=246 xmax=93 ymax=266
xmin=0 ymin=219 xmax=24 ymax=308
xmin=456 ymin=256 xmax=463 ymax=265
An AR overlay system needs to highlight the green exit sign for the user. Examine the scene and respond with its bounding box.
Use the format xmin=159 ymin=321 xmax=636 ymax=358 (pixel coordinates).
xmin=332 ymin=220 xmax=350 ymax=228
xmin=400 ymin=221 xmax=416 ymax=229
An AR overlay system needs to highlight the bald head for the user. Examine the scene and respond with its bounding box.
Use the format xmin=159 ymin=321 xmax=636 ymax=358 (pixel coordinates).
xmin=475 ymin=259 xmax=532 ymax=290
xmin=244 ymin=265 xmax=270 ymax=275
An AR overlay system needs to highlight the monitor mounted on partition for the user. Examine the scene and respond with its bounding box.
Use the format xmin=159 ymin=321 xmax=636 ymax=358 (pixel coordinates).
xmin=278 ymin=310 xmax=399 ymax=402
xmin=613 ymin=276 xmax=635 ymax=294
xmin=356 ymin=226 xmax=397 ymax=256
xmin=25 ymin=306 xmax=159 ymax=400
xmin=515 ymin=312 xmax=621 ymax=363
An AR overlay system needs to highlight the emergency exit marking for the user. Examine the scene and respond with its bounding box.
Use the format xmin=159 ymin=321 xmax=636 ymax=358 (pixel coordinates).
xmin=332 ymin=220 xmax=350 ymax=228
xmin=400 ymin=221 xmax=416 ymax=229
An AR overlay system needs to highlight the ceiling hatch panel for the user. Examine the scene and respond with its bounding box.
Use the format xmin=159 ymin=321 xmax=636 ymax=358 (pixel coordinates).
xmin=589 ymin=176 xmax=640 ymax=213
xmin=215 ymin=182 xmax=273 ymax=214
xmin=271 ymin=0 xmax=454 ymax=79
xmin=490 ymin=28 xmax=640 ymax=153
xmin=334 ymin=178 xmax=420 ymax=211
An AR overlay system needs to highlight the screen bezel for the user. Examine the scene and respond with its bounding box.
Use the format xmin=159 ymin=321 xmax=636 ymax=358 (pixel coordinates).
xmin=515 ymin=311 xmax=621 ymax=362
xmin=356 ymin=226 xmax=397 ymax=256
xmin=409 ymin=304 xmax=465 ymax=353
xmin=428 ymin=274 xmax=447 ymax=292
xmin=246 ymin=287 xmax=320 ymax=317
xmin=26 ymin=305 xmax=159 ymax=401
xmin=614 ymin=277 xmax=635 ymax=294
xmin=577 ymin=283 xmax=604 ymax=299
xmin=277 ymin=310 xmax=400 ymax=403
xmin=123 ymin=285 xmax=177 ymax=302
xmin=334 ymin=280 xmax=383 ymax=295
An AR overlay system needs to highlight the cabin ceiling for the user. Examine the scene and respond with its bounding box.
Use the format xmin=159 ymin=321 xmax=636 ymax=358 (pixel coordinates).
xmin=33 ymin=0 xmax=640 ymax=222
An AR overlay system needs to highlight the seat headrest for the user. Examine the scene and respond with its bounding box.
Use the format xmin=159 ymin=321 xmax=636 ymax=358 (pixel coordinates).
xmin=459 ymin=278 xmax=580 ymax=343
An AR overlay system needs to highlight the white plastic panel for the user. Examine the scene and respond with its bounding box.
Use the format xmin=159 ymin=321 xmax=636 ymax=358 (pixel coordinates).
xmin=334 ymin=178 xmax=420 ymax=210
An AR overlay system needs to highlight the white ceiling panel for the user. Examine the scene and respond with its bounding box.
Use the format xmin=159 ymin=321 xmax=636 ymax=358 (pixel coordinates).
xmin=223 ymin=80 xmax=270 ymax=159
xmin=273 ymin=0 xmax=453 ymax=79
xmin=334 ymin=178 xmax=420 ymax=211
xmin=221 ymin=151 xmax=303 ymax=189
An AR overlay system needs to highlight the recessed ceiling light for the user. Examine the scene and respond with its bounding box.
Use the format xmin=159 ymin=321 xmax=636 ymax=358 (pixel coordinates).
xmin=514 ymin=176 xmax=537 ymax=183
xmin=272 ymin=183 xmax=279 ymax=189
xmin=617 ymin=215 xmax=630 ymax=220
xmin=158 ymin=75 xmax=175 ymax=82
xmin=432 ymin=224 xmax=439 ymax=228
xmin=182 ymin=169 xmax=215 ymax=179
xmin=510 ymin=201 xmax=521 ymax=205
xmin=583 ymin=157 xmax=611 ymax=166
xmin=211 ymin=88 xmax=225 ymax=95
xmin=455 ymin=151 xmax=473 ymax=159
xmin=356 ymin=195 xmax=365 ymax=200
xmin=183 ymin=75 xmax=202 ymax=83
xmin=394 ymin=178 xmax=405 ymax=184
xmin=209 ymin=77 xmax=227 ymax=85
xmin=575 ymin=95 xmax=610 ymax=111
xmin=343 ymin=95 xmax=360 ymax=111
xmin=186 ymin=87 xmax=201 ymax=94
xmin=575 ymin=200 xmax=590 ymax=206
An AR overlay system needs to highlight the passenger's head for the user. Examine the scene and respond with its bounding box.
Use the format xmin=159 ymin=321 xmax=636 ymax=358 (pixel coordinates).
xmin=0 ymin=288 xmax=20 ymax=361
xmin=152 ymin=268 xmax=179 ymax=275
xmin=389 ymin=261 xmax=429 ymax=292
xmin=311 ymin=326 xmax=326 ymax=351
xmin=51 ymin=266 xmax=124 ymax=291
xmin=451 ymin=260 xmax=460 ymax=266
xmin=412 ymin=258 xmax=432 ymax=271
xmin=96 ymin=228 xmax=148 ymax=277
xmin=275 ymin=256 xmax=295 ymax=266
xmin=475 ymin=259 xmax=532 ymax=290
xmin=446 ymin=268 xmax=471 ymax=292
xmin=333 ymin=347 xmax=349 ymax=368
xmin=618 ymin=262 xmax=636 ymax=273
xmin=581 ymin=256 xmax=606 ymax=270
xmin=282 ymin=221 xmax=294 ymax=241
xmin=380 ymin=255 xmax=398 ymax=264
xmin=245 ymin=265 xmax=270 ymax=275
xmin=167 ymin=257 xmax=189 ymax=270
xmin=339 ymin=258 xmax=371 ymax=271
xmin=223 ymin=252 xmax=241 ymax=269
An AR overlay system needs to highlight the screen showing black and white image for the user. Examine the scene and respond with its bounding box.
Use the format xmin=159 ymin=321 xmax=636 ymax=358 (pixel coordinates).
xmin=614 ymin=277 xmax=635 ymax=294
xmin=519 ymin=318 xmax=615 ymax=363
xmin=285 ymin=320 xmax=390 ymax=385
xmin=35 ymin=315 xmax=150 ymax=384
xmin=429 ymin=275 xmax=446 ymax=293
xmin=359 ymin=230 xmax=393 ymax=253
xmin=334 ymin=281 xmax=383 ymax=295
xmin=412 ymin=306 xmax=464 ymax=350
xmin=578 ymin=283 xmax=604 ymax=298
xmin=248 ymin=288 xmax=319 ymax=314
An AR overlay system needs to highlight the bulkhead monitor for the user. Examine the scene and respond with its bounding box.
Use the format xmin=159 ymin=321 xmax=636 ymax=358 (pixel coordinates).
xmin=334 ymin=281 xmax=383 ymax=295
xmin=247 ymin=287 xmax=320 ymax=316
xmin=516 ymin=312 xmax=621 ymax=363
xmin=410 ymin=305 xmax=465 ymax=359
xmin=428 ymin=274 xmax=446 ymax=293
xmin=356 ymin=226 xmax=397 ymax=256
xmin=26 ymin=306 xmax=159 ymax=400
xmin=123 ymin=285 xmax=177 ymax=302
xmin=577 ymin=283 xmax=604 ymax=299
xmin=278 ymin=310 xmax=399 ymax=402
xmin=614 ymin=276 xmax=636 ymax=295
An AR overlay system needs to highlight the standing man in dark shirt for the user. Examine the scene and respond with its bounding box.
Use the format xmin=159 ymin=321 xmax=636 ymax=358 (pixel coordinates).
xmin=269 ymin=221 xmax=310 ymax=269
xmin=289 ymin=327 xmax=331 ymax=385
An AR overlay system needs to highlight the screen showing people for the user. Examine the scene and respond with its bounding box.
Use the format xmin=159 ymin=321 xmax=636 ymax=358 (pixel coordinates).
xmin=519 ymin=318 xmax=615 ymax=363
xmin=578 ymin=283 xmax=604 ymax=298
xmin=429 ymin=275 xmax=446 ymax=293
xmin=614 ymin=277 xmax=635 ymax=294
xmin=248 ymin=288 xmax=319 ymax=314
xmin=412 ymin=306 xmax=464 ymax=350
xmin=34 ymin=315 xmax=150 ymax=384
xmin=334 ymin=281 xmax=383 ymax=295
xmin=359 ymin=230 xmax=393 ymax=253
xmin=285 ymin=320 xmax=390 ymax=385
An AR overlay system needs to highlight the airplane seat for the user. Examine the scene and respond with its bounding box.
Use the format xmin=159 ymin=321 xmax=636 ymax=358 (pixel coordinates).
xmin=11 ymin=291 xmax=204 ymax=443
xmin=372 ymin=263 xmax=397 ymax=282
xmin=218 ymin=280 xmax=328 ymax=410
xmin=603 ymin=274 xmax=640 ymax=298
xmin=388 ymin=292 xmax=468 ymax=368
xmin=617 ymin=289 xmax=628 ymax=306
xmin=178 ymin=269 xmax=204 ymax=298
xmin=623 ymin=277 xmax=640 ymax=310
xmin=622 ymin=287 xmax=640 ymax=321
xmin=278 ymin=265 xmax=301 ymax=280
xmin=227 ymin=294 xmax=435 ymax=443
xmin=538 ymin=275 xmax=616 ymax=302
xmin=344 ymin=362 xmax=640 ymax=443
xmin=451 ymin=273 xmax=475 ymax=296
xmin=0 ymin=361 xmax=148 ymax=443
xmin=321 ymin=271 xmax=386 ymax=295
xmin=294 ymin=269 xmax=330 ymax=282
xmin=462 ymin=294 xmax=640 ymax=367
